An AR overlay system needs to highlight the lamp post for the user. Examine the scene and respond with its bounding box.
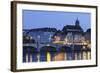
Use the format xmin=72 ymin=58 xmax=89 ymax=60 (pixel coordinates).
xmin=49 ymin=35 xmax=51 ymax=44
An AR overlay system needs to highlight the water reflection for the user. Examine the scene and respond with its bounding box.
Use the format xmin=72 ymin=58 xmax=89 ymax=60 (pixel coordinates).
xmin=23 ymin=47 xmax=91 ymax=62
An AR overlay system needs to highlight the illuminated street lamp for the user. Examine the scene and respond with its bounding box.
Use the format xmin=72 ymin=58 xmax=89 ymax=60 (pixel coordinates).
xmin=37 ymin=35 xmax=40 ymax=45
xmin=49 ymin=35 xmax=52 ymax=43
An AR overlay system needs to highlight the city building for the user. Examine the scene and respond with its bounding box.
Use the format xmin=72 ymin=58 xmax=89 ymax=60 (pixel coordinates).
xmin=62 ymin=18 xmax=84 ymax=45
xmin=23 ymin=18 xmax=91 ymax=62
xmin=26 ymin=28 xmax=57 ymax=44
xmin=84 ymin=28 xmax=91 ymax=48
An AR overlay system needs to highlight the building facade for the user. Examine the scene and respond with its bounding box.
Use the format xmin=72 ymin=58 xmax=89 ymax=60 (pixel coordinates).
xmin=62 ymin=18 xmax=84 ymax=45
xmin=23 ymin=18 xmax=91 ymax=62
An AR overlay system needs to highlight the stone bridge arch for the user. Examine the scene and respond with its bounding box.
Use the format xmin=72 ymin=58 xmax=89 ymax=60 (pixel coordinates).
xmin=23 ymin=46 xmax=38 ymax=62
xmin=39 ymin=46 xmax=57 ymax=62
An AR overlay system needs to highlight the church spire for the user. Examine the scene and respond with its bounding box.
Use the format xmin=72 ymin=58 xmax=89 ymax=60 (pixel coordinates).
xmin=75 ymin=17 xmax=80 ymax=26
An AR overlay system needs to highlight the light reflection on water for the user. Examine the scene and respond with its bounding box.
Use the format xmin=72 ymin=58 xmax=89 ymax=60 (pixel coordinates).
xmin=23 ymin=47 xmax=91 ymax=62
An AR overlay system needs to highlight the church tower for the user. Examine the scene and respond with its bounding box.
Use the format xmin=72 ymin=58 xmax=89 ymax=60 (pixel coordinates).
xmin=75 ymin=17 xmax=80 ymax=26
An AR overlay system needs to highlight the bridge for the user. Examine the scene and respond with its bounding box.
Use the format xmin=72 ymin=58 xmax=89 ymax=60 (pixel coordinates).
xmin=23 ymin=42 xmax=91 ymax=62
xmin=23 ymin=42 xmax=89 ymax=52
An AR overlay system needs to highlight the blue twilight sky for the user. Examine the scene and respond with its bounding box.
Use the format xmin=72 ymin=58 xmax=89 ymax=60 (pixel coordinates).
xmin=23 ymin=10 xmax=91 ymax=32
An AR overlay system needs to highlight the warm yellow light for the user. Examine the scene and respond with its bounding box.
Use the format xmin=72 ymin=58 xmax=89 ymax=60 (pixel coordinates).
xmin=47 ymin=52 xmax=51 ymax=62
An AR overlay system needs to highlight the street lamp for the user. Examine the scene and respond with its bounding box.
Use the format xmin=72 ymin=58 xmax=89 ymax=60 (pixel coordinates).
xmin=37 ymin=35 xmax=40 ymax=39
xmin=29 ymin=36 xmax=33 ymax=44
xmin=49 ymin=35 xmax=51 ymax=43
